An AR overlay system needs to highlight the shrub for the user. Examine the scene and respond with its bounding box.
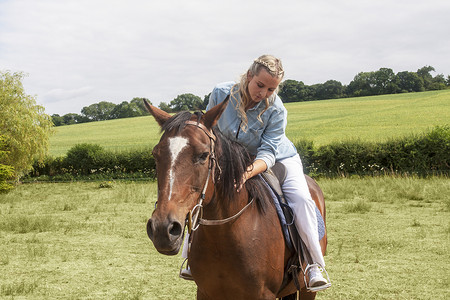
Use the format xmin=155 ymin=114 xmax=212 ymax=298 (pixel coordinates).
xmin=26 ymin=144 xmax=156 ymax=181
xmin=314 ymin=140 xmax=380 ymax=176
xmin=378 ymin=126 xmax=449 ymax=175
xmin=65 ymin=143 xmax=106 ymax=175
xmin=303 ymin=126 xmax=449 ymax=177
xmin=29 ymin=156 xmax=66 ymax=177
xmin=0 ymin=164 xmax=14 ymax=193
xmin=295 ymin=139 xmax=316 ymax=173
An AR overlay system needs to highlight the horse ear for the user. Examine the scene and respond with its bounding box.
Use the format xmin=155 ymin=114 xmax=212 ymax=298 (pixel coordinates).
xmin=202 ymin=95 xmax=230 ymax=129
xmin=143 ymin=99 xmax=171 ymax=127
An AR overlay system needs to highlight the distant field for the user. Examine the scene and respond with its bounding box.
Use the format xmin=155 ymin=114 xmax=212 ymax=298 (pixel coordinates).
xmin=284 ymin=89 xmax=449 ymax=145
xmin=49 ymin=90 xmax=450 ymax=156
xmin=49 ymin=115 xmax=161 ymax=156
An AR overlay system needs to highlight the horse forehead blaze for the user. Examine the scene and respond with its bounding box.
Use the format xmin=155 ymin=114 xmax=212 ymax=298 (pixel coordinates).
xmin=161 ymin=136 xmax=189 ymax=201
xmin=168 ymin=136 xmax=189 ymax=163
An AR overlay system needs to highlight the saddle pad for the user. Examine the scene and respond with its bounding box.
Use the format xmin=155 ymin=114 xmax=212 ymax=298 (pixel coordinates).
xmin=261 ymin=179 xmax=325 ymax=250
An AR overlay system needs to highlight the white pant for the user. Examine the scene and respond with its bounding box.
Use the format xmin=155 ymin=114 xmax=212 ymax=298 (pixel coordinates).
xmin=183 ymin=153 xmax=325 ymax=267
xmin=279 ymin=154 xmax=325 ymax=267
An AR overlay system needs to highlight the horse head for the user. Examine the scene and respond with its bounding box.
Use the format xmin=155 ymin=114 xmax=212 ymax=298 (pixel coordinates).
xmin=144 ymin=98 xmax=228 ymax=255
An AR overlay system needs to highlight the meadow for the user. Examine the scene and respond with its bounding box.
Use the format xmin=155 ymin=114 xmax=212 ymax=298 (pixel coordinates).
xmin=49 ymin=90 xmax=450 ymax=156
xmin=0 ymin=177 xmax=449 ymax=299
xmin=2 ymin=89 xmax=448 ymax=299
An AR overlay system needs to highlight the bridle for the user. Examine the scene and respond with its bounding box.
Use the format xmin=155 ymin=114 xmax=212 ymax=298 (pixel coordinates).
xmin=184 ymin=120 xmax=219 ymax=233
xmin=183 ymin=120 xmax=254 ymax=233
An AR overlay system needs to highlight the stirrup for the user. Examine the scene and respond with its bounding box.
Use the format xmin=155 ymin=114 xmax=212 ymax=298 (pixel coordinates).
xmin=179 ymin=258 xmax=194 ymax=281
xmin=303 ymin=263 xmax=331 ymax=292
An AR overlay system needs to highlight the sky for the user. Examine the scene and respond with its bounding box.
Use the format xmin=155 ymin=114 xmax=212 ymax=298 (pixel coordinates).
xmin=1 ymin=0 xmax=449 ymax=115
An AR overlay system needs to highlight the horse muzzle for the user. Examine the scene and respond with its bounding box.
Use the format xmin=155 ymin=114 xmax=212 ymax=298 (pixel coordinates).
xmin=146 ymin=216 xmax=184 ymax=255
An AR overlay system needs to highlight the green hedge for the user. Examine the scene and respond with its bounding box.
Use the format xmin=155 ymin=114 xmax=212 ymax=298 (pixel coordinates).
xmin=296 ymin=126 xmax=449 ymax=177
xmin=26 ymin=126 xmax=449 ymax=182
xmin=28 ymin=143 xmax=155 ymax=181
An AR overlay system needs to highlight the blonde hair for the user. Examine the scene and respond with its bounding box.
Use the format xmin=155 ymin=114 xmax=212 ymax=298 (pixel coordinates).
xmin=231 ymin=55 xmax=284 ymax=132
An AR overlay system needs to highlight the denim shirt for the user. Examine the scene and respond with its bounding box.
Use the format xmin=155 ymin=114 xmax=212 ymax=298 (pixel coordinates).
xmin=206 ymin=81 xmax=297 ymax=169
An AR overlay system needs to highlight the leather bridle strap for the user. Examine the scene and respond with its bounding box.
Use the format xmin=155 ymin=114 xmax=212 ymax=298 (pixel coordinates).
xmin=185 ymin=120 xmax=216 ymax=142
xmin=185 ymin=120 xmax=217 ymax=233
xmin=184 ymin=119 xmax=254 ymax=231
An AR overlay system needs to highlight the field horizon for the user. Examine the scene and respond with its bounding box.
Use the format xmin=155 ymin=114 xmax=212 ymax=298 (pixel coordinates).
xmin=48 ymin=90 xmax=450 ymax=156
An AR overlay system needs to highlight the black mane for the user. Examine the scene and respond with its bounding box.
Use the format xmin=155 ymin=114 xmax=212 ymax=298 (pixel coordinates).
xmin=160 ymin=111 xmax=270 ymax=213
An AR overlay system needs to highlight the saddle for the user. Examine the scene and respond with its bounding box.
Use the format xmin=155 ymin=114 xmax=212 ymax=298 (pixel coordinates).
xmin=261 ymin=163 xmax=320 ymax=294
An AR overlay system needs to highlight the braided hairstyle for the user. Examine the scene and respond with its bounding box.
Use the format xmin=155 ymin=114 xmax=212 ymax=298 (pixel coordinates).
xmin=231 ymin=54 xmax=284 ymax=132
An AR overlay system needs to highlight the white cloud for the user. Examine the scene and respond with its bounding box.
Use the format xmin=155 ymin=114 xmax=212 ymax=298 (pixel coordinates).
xmin=1 ymin=0 xmax=449 ymax=115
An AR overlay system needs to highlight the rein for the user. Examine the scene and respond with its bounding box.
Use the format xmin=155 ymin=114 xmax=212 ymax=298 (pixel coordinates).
xmin=184 ymin=120 xmax=252 ymax=232
xmin=199 ymin=197 xmax=254 ymax=226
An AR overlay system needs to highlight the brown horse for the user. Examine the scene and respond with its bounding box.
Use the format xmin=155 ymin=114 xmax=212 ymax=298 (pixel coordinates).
xmin=144 ymin=99 xmax=328 ymax=300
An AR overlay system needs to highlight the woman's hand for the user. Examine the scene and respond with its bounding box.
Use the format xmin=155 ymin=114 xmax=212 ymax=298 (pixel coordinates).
xmin=235 ymin=159 xmax=268 ymax=192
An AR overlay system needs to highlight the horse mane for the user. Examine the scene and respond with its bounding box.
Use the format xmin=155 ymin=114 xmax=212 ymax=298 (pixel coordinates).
xmin=213 ymin=130 xmax=270 ymax=213
xmin=160 ymin=111 xmax=270 ymax=214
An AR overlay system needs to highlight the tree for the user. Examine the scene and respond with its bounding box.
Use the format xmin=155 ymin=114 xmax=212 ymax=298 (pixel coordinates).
xmin=416 ymin=66 xmax=435 ymax=90
xmin=346 ymin=71 xmax=376 ymax=97
xmin=51 ymin=114 xmax=65 ymax=126
xmin=373 ymin=68 xmax=398 ymax=95
xmin=429 ymin=74 xmax=447 ymax=90
xmin=396 ymin=71 xmax=424 ymax=92
xmin=279 ymin=79 xmax=306 ymax=102
xmin=130 ymin=98 xmax=151 ymax=115
xmin=0 ymin=71 xmax=53 ymax=178
xmin=110 ymin=101 xmax=143 ymax=119
xmin=158 ymin=102 xmax=172 ymax=113
xmin=0 ymin=135 xmax=14 ymax=192
xmin=63 ymin=113 xmax=82 ymax=125
xmin=169 ymin=93 xmax=203 ymax=111
xmin=203 ymin=93 xmax=211 ymax=109
xmin=314 ymin=80 xmax=344 ymax=100
xmin=81 ymin=101 xmax=116 ymax=121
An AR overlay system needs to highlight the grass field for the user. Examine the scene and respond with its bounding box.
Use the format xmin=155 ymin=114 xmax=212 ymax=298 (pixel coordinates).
xmin=48 ymin=90 xmax=450 ymax=156
xmin=1 ymin=177 xmax=449 ymax=299
xmin=284 ymin=89 xmax=449 ymax=145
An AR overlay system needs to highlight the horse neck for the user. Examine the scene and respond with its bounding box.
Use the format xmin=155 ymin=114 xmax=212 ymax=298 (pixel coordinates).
xmin=203 ymin=186 xmax=250 ymax=222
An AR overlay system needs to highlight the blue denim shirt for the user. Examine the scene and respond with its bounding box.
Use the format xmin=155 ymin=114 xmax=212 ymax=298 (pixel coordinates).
xmin=206 ymin=81 xmax=297 ymax=169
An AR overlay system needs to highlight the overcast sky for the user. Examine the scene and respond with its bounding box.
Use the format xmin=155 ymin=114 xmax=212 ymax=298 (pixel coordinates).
xmin=1 ymin=0 xmax=449 ymax=115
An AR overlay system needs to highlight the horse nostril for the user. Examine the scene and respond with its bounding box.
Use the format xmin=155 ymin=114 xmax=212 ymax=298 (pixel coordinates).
xmin=146 ymin=219 xmax=154 ymax=240
xmin=168 ymin=221 xmax=182 ymax=238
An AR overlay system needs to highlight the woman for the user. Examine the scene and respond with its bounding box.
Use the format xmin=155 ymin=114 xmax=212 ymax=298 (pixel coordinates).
xmin=182 ymin=54 xmax=330 ymax=291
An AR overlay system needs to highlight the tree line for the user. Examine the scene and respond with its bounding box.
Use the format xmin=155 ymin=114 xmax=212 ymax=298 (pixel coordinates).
xmin=51 ymin=65 xmax=449 ymax=126
xmin=279 ymin=65 xmax=448 ymax=102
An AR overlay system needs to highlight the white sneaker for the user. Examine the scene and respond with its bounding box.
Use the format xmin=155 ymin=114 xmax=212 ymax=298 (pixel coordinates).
xmin=307 ymin=265 xmax=330 ymax=291
xmin=179 ymin=266 xmax=194 ymax=281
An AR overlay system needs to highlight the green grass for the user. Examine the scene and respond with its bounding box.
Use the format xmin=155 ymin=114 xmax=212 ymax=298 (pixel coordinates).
xmin=50 ymin=115 xmax=162 ymax=157
xmin=49 ymin=90 xmax=450 ymax=156
xmin=1 ymin=177 xmax=449 ymax=299
xmin=285 ymin=89 xmax=450 ymax=146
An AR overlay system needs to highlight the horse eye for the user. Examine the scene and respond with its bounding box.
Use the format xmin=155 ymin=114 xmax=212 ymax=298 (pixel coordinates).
xmin=196 ymin=152 xmax=209 ymax=163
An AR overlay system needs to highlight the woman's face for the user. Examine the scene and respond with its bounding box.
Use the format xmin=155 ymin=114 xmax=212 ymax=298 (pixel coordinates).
xmin=247 ymin=69 xmax=282 ymax=103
